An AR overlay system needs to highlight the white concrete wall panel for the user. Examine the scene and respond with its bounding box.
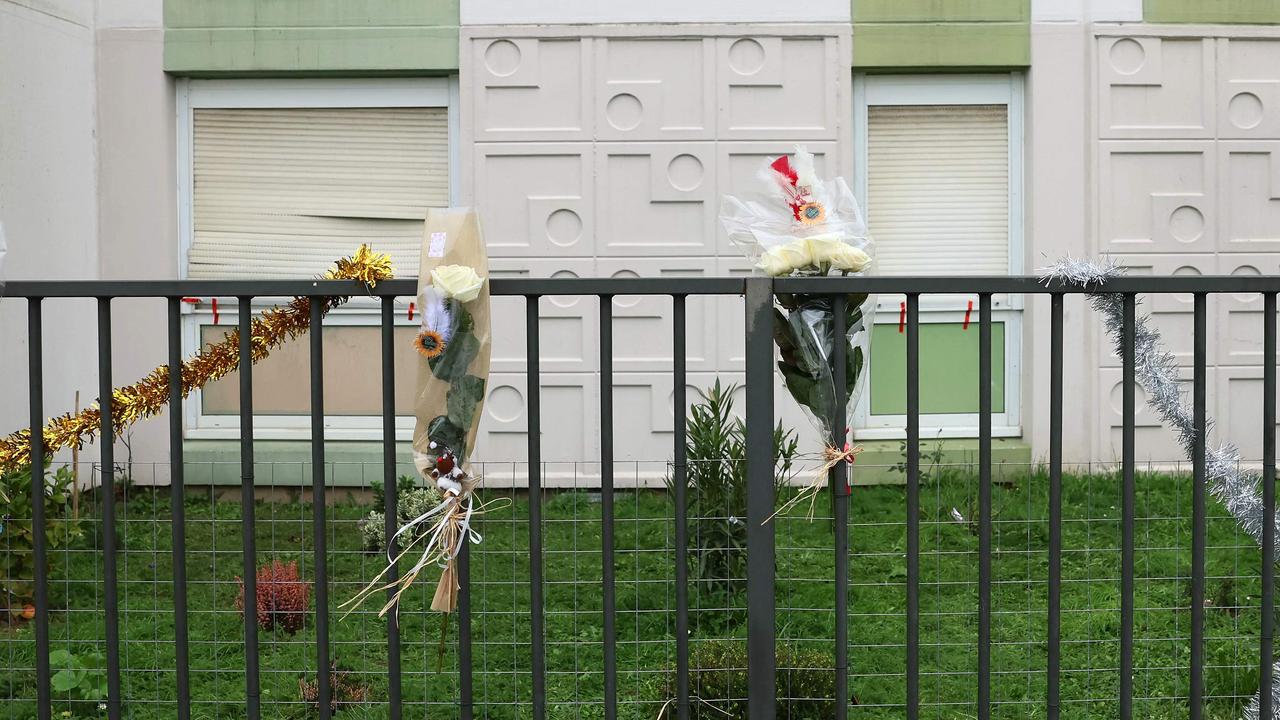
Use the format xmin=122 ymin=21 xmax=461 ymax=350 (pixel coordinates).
xmin=460 ymin=0 xmax=850 ymax=25
xmin=0 ymin=0 xmax=100 ymax=467
xmin=1098 ymin=37 xmax=1214 ymax=139
xmin=1098 ymin=142 xmax=1215 ymax=254
xmin=1032 ymin=0 xmax=1142 ymax=23
xmin=1220 ymin=142 xmax=1280 ymax=252
xmin=471 ymin=39 xmax=593 ymax=142
xmin=595 ymin=39 xmax=715 ymax=142
xmin=1093 ymin=26 xmax=1280 ymax=465
xmin=463 ymin=25 xmax=850 ymax=471
xmin=474 ymin=144 xmax=594 ymax=257
xmin=1026 ymin=22 xmax=1094 ymax=466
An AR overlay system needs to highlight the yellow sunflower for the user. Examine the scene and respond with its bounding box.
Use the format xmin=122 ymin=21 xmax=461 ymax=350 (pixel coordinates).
xmin=414 ymin=329 xmax=446 ymax=359
xmin=797 ymin=201 xmax=826 ymax=225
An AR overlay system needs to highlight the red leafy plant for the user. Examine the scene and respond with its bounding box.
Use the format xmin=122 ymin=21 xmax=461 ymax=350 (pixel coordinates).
xmin=235 ymin=560 xmax=312 ymax=634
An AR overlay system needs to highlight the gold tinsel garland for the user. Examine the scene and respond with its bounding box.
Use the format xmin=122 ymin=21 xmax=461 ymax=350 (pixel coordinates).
xmin=0 ymin=245 xmax=394 ymax=477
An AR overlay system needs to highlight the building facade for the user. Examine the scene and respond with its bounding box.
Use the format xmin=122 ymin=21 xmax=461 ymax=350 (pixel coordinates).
xmin=2 ymin=0 xmax=1279 ymax=485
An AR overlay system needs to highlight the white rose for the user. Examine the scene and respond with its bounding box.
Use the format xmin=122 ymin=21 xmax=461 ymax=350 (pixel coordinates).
xmin=430 ymin=264 xmax=485 ymax=302
xmin=805 ymin=235 xmax=845 ymax=265
xmin=807 ymin=235 xmax=871 ymax=273
xmin=756 ymin=239 xmax=813 ymax=276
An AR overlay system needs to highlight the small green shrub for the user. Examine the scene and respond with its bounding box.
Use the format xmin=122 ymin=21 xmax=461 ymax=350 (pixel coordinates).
xmin=357 ymin=475 xmax=443 ymax=552
xmin=1 ymin=463 xmax=85 ymax=612
xmin=670 ymin=380 xmax=797 ymax=621
xmin=49 ymin=648 xmax=108 ymax=704
xmin=891 ymin=431 xmax=949 ymax=486
xmin=661 ymin=639 xmax=838 ymax=718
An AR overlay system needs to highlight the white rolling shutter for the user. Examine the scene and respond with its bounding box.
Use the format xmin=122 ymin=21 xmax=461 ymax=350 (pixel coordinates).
xmin=189 ymin=107 xmax=449 ymax=279
xmin=867 ymin=104 xmax=1009 ymax=276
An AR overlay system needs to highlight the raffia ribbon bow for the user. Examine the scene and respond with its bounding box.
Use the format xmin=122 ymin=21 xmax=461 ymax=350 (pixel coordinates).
xmin=766 ymin=442 xmax=861 ymax=523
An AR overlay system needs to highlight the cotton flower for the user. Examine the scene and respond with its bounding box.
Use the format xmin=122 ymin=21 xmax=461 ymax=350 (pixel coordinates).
xmin=430 ymin=264 xmax=485 ymax=302
xmin=756 ymin=239 xmax=813 ymax=276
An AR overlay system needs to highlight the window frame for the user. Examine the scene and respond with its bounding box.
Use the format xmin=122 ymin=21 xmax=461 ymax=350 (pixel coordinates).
xmin=176 ymin=77 xmax=458 ymax=441
xmin=852 ymin=73 xmax=1025 ymax=439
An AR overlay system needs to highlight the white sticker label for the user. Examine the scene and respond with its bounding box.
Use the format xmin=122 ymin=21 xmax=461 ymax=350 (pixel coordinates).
xmin=428 ymin=232 xmax=447 ymax=258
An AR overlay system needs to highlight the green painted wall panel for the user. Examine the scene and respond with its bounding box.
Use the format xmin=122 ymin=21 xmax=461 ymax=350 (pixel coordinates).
xmin=164 ymin=26 xmax=458 ymax=73
xmin=1145 ymin=0 xmax=1280 ymax=23
xmin=163 ymin=0 xmax=459 ymax=73
xmin=165 ymin=0 xmax=456 ymax=28
xmin=853 ymin=0 xmax=1027 ymax=22
xmin=853 ymin=22 xmax=1029 ymax=68
xmin=869 ymin=322 xmax=1006 ymax=416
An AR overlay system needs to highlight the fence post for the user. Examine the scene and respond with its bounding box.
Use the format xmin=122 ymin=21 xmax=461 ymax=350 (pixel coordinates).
xmin=743 ymin=276 xmax=777 ymax=719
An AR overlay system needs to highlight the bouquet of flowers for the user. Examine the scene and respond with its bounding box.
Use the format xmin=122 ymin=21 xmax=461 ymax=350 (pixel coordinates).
xmin=721 ymin=147 xmax=875 ymax=514
xmin=343 ymin=209 xmax=494 ymax=625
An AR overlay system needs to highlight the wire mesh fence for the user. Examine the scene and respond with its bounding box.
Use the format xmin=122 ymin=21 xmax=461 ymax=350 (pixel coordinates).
xmin=0 ymin=457 xmax=1272 ymax=719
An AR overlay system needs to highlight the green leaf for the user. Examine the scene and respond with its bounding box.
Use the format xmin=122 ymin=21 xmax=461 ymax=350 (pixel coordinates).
xmin=429 ymin=330 xmax=480 ymax=381
xmin=51 ymin=669 xmax=81 ymax=692
xmin=447 ymin=375 xmax=486 ymax=430
xmin=426 ymin=415 xmax=468 ymax=460
xmin=455 ymin=304 xmax=475 ymax=334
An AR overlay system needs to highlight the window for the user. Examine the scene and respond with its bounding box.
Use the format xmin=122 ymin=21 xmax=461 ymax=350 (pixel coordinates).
xmin=177 ymin=78 xmax=457 ymax=439
xmin=852 ymin=74 xmax=1024 ymax=438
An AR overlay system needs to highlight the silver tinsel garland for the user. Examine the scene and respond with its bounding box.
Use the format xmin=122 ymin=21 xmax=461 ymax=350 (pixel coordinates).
xmin=1040 ymin=257 xmax=1278 ymax=720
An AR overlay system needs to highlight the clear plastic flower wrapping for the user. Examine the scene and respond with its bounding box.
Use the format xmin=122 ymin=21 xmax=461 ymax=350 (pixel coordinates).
xmin=720 ymin=148 xmax=876 ymax=443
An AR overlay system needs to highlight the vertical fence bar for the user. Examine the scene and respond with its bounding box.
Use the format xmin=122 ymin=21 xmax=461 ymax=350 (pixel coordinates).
xmin=98 ymin=298 xmax=122 ymax=720
xmin=1192 ymin=293 xmax=1207 ymax=720
xmin=1048 ymin=293 xmax=1063 ymax=720
xmin=458 ymin=540 xmax=473 ymax=720
xmin=977 ymin=293 xmax=992 ymax=720
xmin=600 ymin=295 xmax=618 ymax=720
xmin=1120 ymin=293 xmax=1136 ymax=720
xmin=831 ymin=294 xmax=850 ymax=712
xmin=238 ymin=298 xmax=261 ymax=720
xmin=672 ymin=295 xmax=690 ymax=720
xmin=167 ymin=298 xmax=191 ymax=720
xmin=906 ymin=293 xmax=920 ymax=720
xmin=380 ymin=298 xmax=402 ymax=720
xmin=744 ymin=277 xmax=777 ymax=720
xmin=1263 ymin=291 xmax=1277 ymax=720
xmin=527 ymin=296 xmax=545 ymax=720
xmin=27 ymin=299 xmax=50 ymax=720
xmin=310 ymin=299 xmax=331 ymax=718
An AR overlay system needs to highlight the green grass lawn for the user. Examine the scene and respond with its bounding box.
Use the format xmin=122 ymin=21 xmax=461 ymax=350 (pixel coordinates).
xmin=1 ymin=467 xmax=1272 ymax=719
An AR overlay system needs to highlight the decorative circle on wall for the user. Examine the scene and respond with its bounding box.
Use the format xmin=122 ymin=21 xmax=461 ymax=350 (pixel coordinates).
xmin=728 ymin=38 xmax=766 ymax=76
xmin=488 ymin=385 xmax=524 ymax=424
xmin=606 ymin=93 xmax=644 ymax=131
xmin=1109 ymin=38 xmax=1146 ymax=75
xmin=1228 ymin=92 xmax=1264 ymax=130
xmin=484 ymin=40 xmax=522 ymax=77
xmin=1110 ymin=381 xmax=1148 ymax=416
xmin=667 ymin=154 xmax=705 ymax=191
xmin=548 ymin=269 xmax=581 ymax=309
xmin=546 ymin=209 xmax=583 ymax=248
xmin=611 ymin=269 xmax=642 ymax=308
xmin=1169 ymin=205 xmax=1205 ymax=244
xmin=1172 ymin=264 xmax=1202 ymax=304
xmin=1231 ymin=263 xmax=1262 ymax=303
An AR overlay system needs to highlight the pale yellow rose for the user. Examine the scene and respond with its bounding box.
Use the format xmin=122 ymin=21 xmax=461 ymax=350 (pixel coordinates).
xmin=430 ymin=264 xmax=485 ymax=302
xmin=756 ymin=239 xmax=813 ymax=276
xmin=807 ymin=235 xmax=871 ymax=273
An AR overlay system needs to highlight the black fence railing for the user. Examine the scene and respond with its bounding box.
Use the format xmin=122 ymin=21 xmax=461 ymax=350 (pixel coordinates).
xmin=4 ymin=274 xmax=1279 ymax=720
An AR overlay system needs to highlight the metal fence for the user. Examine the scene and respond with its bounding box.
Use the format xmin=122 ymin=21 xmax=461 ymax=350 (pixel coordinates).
xmin=4 ymin=274 xmax=1279 ymax=720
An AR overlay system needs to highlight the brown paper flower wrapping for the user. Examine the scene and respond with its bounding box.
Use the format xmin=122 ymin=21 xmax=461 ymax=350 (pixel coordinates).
xmin=412 ymin=208 xmax=491 ymax=476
